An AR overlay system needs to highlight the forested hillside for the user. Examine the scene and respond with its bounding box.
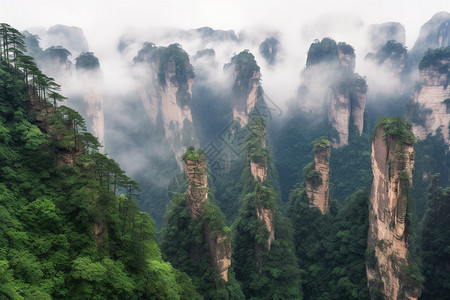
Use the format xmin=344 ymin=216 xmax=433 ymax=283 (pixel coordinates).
xmin=0 ymin=23 xmax=199 ymax=299
xmin=1 ymin=9 xmax=450 ymax=300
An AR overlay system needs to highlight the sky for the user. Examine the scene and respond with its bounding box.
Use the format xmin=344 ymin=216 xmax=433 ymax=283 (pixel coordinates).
xmin=1 ymin=0 xmax=449 ymax=48
xmin=2 ymin=0 xmax=448 ymax=116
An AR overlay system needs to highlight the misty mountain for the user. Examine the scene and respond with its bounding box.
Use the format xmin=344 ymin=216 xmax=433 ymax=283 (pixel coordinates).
xmin=2 ymin=7 xmax=450 ymax=299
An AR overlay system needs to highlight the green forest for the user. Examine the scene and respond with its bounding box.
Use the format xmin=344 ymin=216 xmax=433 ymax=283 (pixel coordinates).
xmin=1 ymin=16 xmax=450 ymax=300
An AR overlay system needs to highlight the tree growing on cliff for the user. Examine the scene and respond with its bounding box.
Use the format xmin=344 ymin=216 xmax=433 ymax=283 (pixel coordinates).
xmin=420 ymin=175 xmax=450 ymax=299
xmin=161 ymin=147 xmax=244 ymax=299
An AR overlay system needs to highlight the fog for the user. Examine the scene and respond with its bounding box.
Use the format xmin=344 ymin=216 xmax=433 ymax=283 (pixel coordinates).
xmin=2 ymin=1 xmax=449 ymax=224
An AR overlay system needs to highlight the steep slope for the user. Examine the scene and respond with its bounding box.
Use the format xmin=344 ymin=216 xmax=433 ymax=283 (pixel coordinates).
xmin=75 ymin=52 xmax=105 ymax=150
xmin=366 ymin=117 xmax=421 ymax=300
xmin=420 ymin=176 xmax=450 ymax=299
xmin=183 ymin=149 xmax=231 ymax=281
xmin=0 ymin=24 xmax=200 ymax=299
xmin=304 ymin=137 xmax=331 ymax=214
xmin=134 ymin=43 xmax=198 ymax=168
xmin=410 ymin=47 xmax=450 ymax=144
xmin=233 ymin=117 xmax=302 ymax=299
xmin=409 ymin=11 xmax=450 ymax=69
xmin=226 ymin=50 xmax=261 ymax=127
xmin=161 ymin=147 xmax=244 ymax=299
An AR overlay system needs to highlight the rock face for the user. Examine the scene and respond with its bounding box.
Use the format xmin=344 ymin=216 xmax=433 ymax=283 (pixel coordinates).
xmin=135 ymin=43 xmax=198 ymax=168
xmin=228 ymin=50 xmax=261 ymax=127
xmin=327 ymin=79 xmax=367 ymax=147
xmin=366 ymin=126 xmax=421 ymax=300
xmin=183 ymin=153 xmax=231 ymax=281
xmin=409 ymin=12 xmax=450 ymax=68
xmin=305 ymin=143 xmax=331 ymax=214
xmin=247 ymin=118 xmax=275 ymax=268
xmin=367 ymin=22 xmax=406 ymax=52
xmin=410 ymin=49 xmax=450 ymax=144
xmin=299 ymin=38 xmax=367 ymax=148
xmin=184 ymin=158 xmax=208 ymax=218
xmin=75 ymin=53 xmax=104 ymax=150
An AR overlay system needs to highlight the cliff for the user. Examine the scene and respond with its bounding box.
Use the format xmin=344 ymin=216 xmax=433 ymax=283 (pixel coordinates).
xmin=305 ymin=138 xmax=331 ymax=214
xmin=182 ymin=148 xmax=231 ymax=281
xmin=366 ymin=118 xmax=421 ymax=299
xmin=299 ymin=38 xmax=367 ymax=148
xmin=410 ymin=47 xmax=450 ymax=144
xmin=409 ymin=12 xmax=450 ymax=68
xmin=328 ymin=74 xmax=367 ymax=147
xmin=227 ymin=50 xmax=261 ymax=127
xmin=76 ymin=52 xmax=104 ymax=151
xmin=135 ymin=43 xmax=198 ymax=168
xmin=366 ymin=40 xmax=407 ymax=77
xmin=246 ymin=117 xmax=275 ymax=269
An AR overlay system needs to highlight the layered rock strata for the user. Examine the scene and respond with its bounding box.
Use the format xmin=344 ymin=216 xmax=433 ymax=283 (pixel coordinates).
xmin=366 ymin=126 xmax=421 ymax=300
xmin=183 ymin=155 xmax=231 ymax=281
xmin=305 ymin=143 xmax=331 ymax=214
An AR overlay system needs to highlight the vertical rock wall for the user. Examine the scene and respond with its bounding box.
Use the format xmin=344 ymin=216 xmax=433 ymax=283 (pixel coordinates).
xmin=366 ymin=127 xmax=421 ymax=299
xmin=183 ymin=155 xmax=231 ymax=281
xmin=305 ymin=144 xmax=331 ymax=214
xmin=412 ymin=59 xmax=450 ymax=144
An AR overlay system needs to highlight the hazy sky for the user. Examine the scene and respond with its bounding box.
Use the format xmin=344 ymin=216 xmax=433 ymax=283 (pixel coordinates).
xmin=2 ymin=0 xmax=449 ymax=48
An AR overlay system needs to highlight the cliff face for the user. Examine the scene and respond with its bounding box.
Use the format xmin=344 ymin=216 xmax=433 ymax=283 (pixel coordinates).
xmin=228 ymin=50 xmax=261 ymax=127
xmin=409 ymin=12 xmax=450 ymax=68
xmin=136 ymin=43 xmax=198 ymax=168
xmin=185 ymin=158 xmax=208 ymax=218
xmin=183 ymin=154 xmax=231 ymax=281
xmin=76 ymin=59 xmax=105 ymax=151
xmin=247 ymin=120 xmax=275 ymax=253
xmin=411 ymin=55 xmax=450 ymax=144
xmin=327 ymin=81 xmax=367 ymax=147
xmin=305 ymin=143 xmax=331 ymax=214
xmin=367 ymin=127 xmax=421 ymax=300
xmin=299 ymin=38 xmax=367 ymax=148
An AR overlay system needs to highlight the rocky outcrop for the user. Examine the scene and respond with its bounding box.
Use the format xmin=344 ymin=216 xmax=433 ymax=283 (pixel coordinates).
xmin=409 ymin=12 xmax=450 ymax=68
xmin=327 ymin=77 xmax=367 ymax=147
xmin=367 ymin=22 xmax=406 ymax=53
xmin=305 ymin=139 xmax=331 ymax=214
xmin=366 ymin=40 xmax=407 ymax=77
xmin=228 ymin=50 xmax=261 ymax=127
xmin=135 ymin=43 xmax=198 ymax=169
xmin=299 ymin=38 xmax=367 ymax=148
xmin=183 ymin=150 xmax=231 ymax=281
xmin=184 ymin=158 xmax=208 ymax=218
xmin=366 ymin=122 xmax=421 ymax=300
xmin=410 ymin=49 xmax=450 ymax=144
xmin=246 ymin=117 xmax=275 ymax=268
xmin=75 ymin=53 xmax=104 ymax=151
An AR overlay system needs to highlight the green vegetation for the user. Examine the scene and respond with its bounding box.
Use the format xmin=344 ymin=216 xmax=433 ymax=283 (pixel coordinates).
xmin=337 ymin=42 xmax=355 ymax=56
xmin=312 ymin=136 xmax=330 ymax=152
xmin=182 ymin=146 xmax=205 ymax=162
xmin=245 ymin=116 xmax=268 ymax=165
xmin=233 ymin=117 xmax=302 ymax=299
xmin=161 ymin=148 xmax=244 ymax=299
xmin=75 ymin=52 xmax=100 ymax=70
xmin=303 ymin=162 xmax=322 ymax=187
xmin=374 ymin=116 xmax=416 ymax=144
xmin=375 ymin=40 xmax=407 ymax=64
xmin=0 ymin=23 xmax=199 ymax=299
xmin=226 ymin=50 xmax=260 ymax=94
xmin=287 ymin=189 xmax=370 ymax=299
xmin=134 ymin=42 xmax=194 ymax=107
xmin=259 ymin=37 xmax=279 ymax=65
xmin=420 ymin=176 xmax=450 ymax=299
xmin=418 ymin=46 xmax=450 ymax=71
xmin=306 ymin=38 xmax=339 ymax=67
